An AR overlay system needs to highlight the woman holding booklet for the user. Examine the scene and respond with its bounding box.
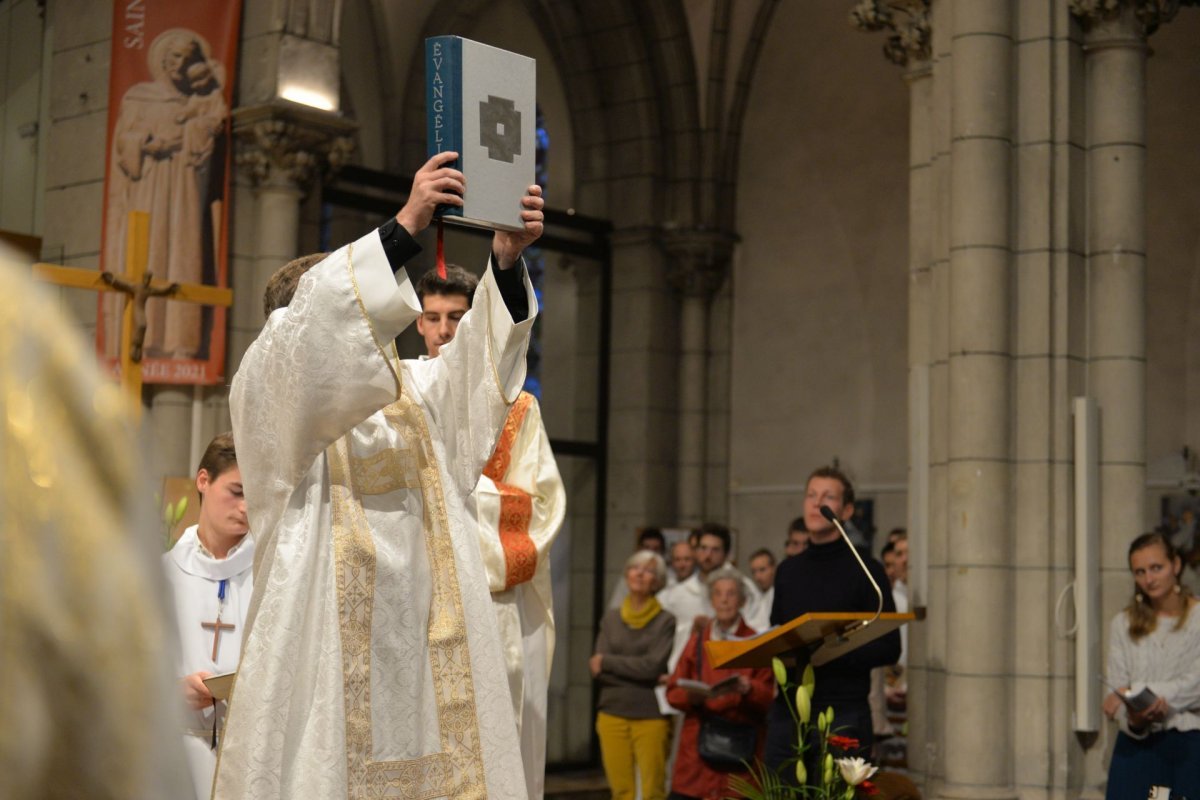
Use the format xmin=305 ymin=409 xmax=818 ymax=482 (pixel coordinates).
xmin=665 ymin=567 xmax=773 ymax=800
xmin=1103 ymin=532 xmax=1200 ymax=799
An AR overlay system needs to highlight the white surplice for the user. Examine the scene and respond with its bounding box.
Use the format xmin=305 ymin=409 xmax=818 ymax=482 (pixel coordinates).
xmin=163 ymin=525 xmax=254 ymax=800
xmin=472 ymin=392 xmax=565 ymax=799
xmin=217 ymin=230 xmax=535 ymax=800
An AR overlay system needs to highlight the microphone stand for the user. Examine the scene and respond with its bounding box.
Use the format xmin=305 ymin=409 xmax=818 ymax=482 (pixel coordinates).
xmin=819 ymin=505 xmax=884 ymax=628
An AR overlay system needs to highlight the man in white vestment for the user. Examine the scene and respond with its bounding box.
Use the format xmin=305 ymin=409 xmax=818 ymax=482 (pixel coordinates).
xmin=215 ymin=151 xmax=543 ymax=800
xmin=163 ymin=432 xmax=253 ymax=800
xmin=414 ymin=265 xmax=566 ymax=800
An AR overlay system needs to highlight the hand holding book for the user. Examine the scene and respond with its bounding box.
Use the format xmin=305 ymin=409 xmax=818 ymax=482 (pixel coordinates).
xmin=1100 ymin=675 xmax=1167 ymax=726
xmin=677 ymin=674 xmax=744 ymax=698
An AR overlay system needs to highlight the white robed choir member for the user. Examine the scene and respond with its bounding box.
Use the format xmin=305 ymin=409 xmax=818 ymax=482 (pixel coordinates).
xmin=165 ymin=522 xmax=253 ymax=800
xmin=215 ymin=155 xmax=543 ymax=800
xmin=472 ymin=391 xmax=566 ymax=799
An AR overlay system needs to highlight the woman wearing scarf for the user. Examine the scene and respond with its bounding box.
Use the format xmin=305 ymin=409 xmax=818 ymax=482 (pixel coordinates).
xmin=665 ymin=567 xmax=773 ymax=800
xmin=592 ymin=550 xmax=677 ymax=800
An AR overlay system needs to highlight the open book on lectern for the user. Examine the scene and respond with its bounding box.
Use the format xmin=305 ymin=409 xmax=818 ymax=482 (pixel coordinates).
xmin=705 ymin=611 xmax=916 ymax=670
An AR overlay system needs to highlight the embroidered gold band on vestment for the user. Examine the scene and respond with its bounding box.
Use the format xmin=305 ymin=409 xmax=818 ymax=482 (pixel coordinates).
xmin=327 ymin=391 xmax=486 ymax=800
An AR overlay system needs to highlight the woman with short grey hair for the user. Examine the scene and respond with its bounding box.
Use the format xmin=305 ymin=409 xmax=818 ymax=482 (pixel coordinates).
xmin=591 ymin=549 xmax=676 ymax=800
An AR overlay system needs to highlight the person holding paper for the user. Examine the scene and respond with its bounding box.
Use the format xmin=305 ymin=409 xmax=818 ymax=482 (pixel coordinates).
xmin=214 ymin=152 xmax=544 ymax=800
xmin=665 ymin=567 xmax=773 ymax=800
xmin=592 ymin=551 xmax=677 ymax=800
xmin=1103 ymin=532 xmax=1200 ymax=800
xmin=162 ymin=432 xmax=252 ymax=800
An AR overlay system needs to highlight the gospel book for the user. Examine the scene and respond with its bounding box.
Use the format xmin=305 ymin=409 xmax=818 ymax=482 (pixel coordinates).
xmin=426 ymin=36 xmax=536 ymax=232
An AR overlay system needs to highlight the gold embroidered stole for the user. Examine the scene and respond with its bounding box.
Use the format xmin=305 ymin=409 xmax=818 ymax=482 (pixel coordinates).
xmin=481 ymin=392 xmax=537 ymax=590
xmin=325 ymin=391 xmax=486 ymax=800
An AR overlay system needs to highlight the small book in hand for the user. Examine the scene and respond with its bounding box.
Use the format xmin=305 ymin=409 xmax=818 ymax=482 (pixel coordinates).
xmin=1099 ymin=675 xmax=1158 ymax=714
xmin=677 ymin=675 xmax=741 ymax=698
xmin=1119 ymin=686 xmax=1158 ymax=714
xmin=202 ymin=671 xmax=236 ymax=701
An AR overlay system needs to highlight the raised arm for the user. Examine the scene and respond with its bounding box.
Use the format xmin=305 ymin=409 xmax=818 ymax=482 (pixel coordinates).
xmin=407 ymin=186 xmax=545 ymax=494
xmin=231 ymin=154 xmax=469 ymax=531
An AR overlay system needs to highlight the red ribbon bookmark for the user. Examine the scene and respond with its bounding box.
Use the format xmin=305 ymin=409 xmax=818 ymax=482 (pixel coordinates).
xmin=436 ymin=218 xmax=447 ymax=279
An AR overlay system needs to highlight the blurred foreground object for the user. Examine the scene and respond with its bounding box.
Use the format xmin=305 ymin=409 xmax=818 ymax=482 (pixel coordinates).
xmin=0 ymin=246 xmax=185 ymax=798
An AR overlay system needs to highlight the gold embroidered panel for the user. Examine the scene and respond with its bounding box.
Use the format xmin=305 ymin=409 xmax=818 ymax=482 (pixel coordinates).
xmin=327 ymin=392 xmax=486 ymax=800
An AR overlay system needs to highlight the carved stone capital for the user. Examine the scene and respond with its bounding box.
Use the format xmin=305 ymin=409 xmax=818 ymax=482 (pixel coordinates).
xmin=850 ymin=0 xmax=931 ymax=67
xmin=1069 ymin=0 xmax=1195 ymax=35
xmin=662 ymin=227 xmax=738 ymax=297
xmin=232 ymin=102 xmax=357 ymax=192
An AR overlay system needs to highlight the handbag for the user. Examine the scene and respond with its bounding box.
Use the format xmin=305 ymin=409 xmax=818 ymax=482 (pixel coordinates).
xmin=692 ymin=629 xmax=758 ymax=770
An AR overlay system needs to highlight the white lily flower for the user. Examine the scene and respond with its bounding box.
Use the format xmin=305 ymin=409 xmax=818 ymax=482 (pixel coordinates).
xmin=835 ymin=756 xmax=878 ymax=786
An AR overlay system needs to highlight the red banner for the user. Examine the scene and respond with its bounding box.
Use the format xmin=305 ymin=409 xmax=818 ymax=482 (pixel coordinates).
xmin=98 ymin=0 xmax=242 ymax=385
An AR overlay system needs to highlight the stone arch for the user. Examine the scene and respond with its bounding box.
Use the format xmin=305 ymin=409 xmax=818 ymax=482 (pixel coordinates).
xmin=338 ymin=0 xmax=393 ymax=169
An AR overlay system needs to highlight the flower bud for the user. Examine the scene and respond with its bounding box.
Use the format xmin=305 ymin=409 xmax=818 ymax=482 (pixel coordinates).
xmin=795 ymin=759 xmax=807 ymax=786
xmin=772 ymin=657 xmax=788 ymax=687
xmin=801 ymin=663 xmax=816 ymax=695
xmin=795 ymin=685 xmax=811 ymax=724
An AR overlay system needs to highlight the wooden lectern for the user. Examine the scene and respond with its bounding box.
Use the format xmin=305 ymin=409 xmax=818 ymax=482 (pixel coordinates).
xmin=706 ymin=611 xmax=916 ymax=669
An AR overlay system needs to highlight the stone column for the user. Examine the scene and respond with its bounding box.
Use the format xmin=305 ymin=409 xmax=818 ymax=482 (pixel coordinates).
xmin=228 ymin=102 xmax=355 ymax=373
xmin=664 ymin=228 xmax=734 ymax=526
xmin=1069 ymin=2 xmax=1180 ymax=793
xmin=851 ymin=0 xmax=936 ymax=783
xmin=941 ymin=2 xmax=1016 ymax=797
xmin=1070 ymin=0 xmax=1161 ymax=621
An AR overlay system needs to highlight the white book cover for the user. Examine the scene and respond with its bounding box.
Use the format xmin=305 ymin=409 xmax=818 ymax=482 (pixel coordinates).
xmin=427 ymin=36 xmax=536 ymax=232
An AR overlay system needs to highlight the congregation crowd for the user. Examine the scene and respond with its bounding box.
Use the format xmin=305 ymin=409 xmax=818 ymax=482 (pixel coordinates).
xmin=591 ymin=467 xmax=916 ymax=800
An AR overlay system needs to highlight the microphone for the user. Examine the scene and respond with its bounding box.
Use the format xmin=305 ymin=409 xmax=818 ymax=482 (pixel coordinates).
xmin=819 ymin=504 xmax=884 ymax=626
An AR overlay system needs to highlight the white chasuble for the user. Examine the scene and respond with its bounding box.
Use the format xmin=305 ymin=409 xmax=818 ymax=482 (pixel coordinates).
xmin=217 ymin=229 xmax=535 ymax=800
xmin=163 ymin=525 xmax=254 ymax=800
xmin=472 ymin=392 xmax=566 ymax=800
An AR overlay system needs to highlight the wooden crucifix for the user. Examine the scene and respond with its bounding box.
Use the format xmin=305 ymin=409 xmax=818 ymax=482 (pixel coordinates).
xmin=32 ymin=210 xmax=233 ymax=414
xmin=201 ymin=615 xmax=236 ymax=661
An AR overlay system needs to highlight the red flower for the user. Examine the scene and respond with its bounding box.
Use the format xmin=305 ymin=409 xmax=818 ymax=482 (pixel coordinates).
xmin=857 ymin=779 xmax=880 ymax=796
xmin=827 ymin=734 xmax=861 ymax=751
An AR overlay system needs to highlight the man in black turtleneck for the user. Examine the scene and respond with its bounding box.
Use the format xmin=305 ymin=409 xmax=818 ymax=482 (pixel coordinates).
xmin=764 ymin=465 xmax=900 ymax=779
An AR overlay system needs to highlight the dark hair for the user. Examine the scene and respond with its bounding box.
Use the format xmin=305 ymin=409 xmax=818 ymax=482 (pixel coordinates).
xmin=788 ymin=516 xmax=807 ymax=534
xmin=638 ymin=528 xmax=666 ymax=550
xmin=697 ymin=522 xmax=731 ymax=556
xmin=806 ymin=465 xmax=855 ymax=508
xmin=415 ymin=265 xmax=478 ymax=305
xmin=197 ymin=432 xmax=237 ymax=504
xmin=263 ymin=252 xmax=329 ymax=320
xmin=881 ymin=541 xmax=897 ymax=558
xmin=1126 ymin=531 xmax=1192 ymax=641
xmin=749 ymin=548 xmax=776 ymax=566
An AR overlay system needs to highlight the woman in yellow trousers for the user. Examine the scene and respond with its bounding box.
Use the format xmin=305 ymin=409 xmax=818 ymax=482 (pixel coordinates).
xmin=591 ymin=550 xmax=677 ymax=800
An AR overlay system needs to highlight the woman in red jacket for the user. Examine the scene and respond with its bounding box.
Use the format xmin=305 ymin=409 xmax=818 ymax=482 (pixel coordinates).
xmin=666 ymin=567 xmax=774 ymax=800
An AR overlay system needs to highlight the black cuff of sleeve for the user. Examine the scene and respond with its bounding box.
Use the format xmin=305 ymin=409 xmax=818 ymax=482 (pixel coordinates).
xmin=492 ymin=255 xmax=529 ymax=322
xmin=377 ymin=218 xmax=422 ymax=273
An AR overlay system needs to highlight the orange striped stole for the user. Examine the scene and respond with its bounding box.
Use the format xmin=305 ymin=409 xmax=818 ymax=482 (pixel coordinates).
xmin=482 ymin=392 xmax=537 ymax=590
